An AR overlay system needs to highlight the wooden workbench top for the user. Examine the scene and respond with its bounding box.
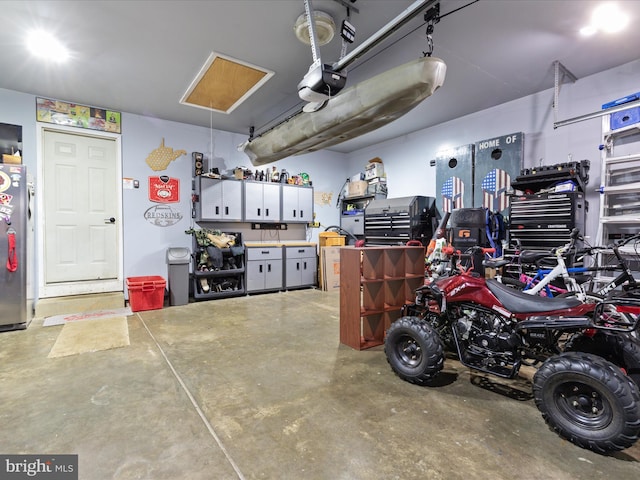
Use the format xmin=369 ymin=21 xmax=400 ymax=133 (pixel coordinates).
xmin=244 ymin=241 xmax=317 ymax=247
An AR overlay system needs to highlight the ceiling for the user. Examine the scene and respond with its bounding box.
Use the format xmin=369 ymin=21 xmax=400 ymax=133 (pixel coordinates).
xmin=2 ymin=0 xmax=639 ymax=157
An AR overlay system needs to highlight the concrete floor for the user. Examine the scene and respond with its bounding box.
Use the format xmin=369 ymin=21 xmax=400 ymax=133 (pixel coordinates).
xmin=1 ymin=288 xmax=639 ymax=479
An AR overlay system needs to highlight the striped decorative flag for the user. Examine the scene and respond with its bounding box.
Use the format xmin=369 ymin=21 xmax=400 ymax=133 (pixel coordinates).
xmin=482 ymin=168 xmax=511 ymax=213
xmin=441 ymin=176 xmax=464 ymax=213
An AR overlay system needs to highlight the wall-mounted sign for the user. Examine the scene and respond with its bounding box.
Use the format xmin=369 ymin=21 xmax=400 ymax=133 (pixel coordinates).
xmin=36 ymin=97 xmax=121 ymax=134
xmin=145 ymin=138 xmax=186 ymax=171
xmin=144 ymin=204 xmax=183 ymax=227
xmin=149 ymin=176 xmax=179 ymax=203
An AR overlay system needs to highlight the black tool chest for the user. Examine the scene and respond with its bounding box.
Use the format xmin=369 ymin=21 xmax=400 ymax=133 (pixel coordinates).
xmin=363 ymin=196 xmax=438 ymax=246
xmin=509 ymin=192 xmax=586 ymax=249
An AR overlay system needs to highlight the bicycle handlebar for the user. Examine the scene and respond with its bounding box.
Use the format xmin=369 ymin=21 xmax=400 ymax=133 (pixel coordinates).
xmin=611 ymin=233 xmax=640 ymax=249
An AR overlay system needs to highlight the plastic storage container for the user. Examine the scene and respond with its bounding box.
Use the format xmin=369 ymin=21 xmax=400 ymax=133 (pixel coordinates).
xmin=126 ymin=276 xmax=166 ymax=312
xmin=610 ymin=106 xmax=640 ymax=130
xmin=319 ymin=232 xmax=346 ymax=247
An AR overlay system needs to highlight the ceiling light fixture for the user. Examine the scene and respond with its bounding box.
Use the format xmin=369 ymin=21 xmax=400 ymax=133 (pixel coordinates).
xmin=294 ymin=10 xmax=336 ymax=45
xmin=26 ymin=30 xmax=70 ymax=62
xmin=580 ymin=2 xmax=629 ymax=36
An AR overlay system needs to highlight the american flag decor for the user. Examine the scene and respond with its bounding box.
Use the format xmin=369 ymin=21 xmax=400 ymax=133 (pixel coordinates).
xmin=441 ymin=176 xmax=464 ymax=213
xmin=482 ymin=168 xmax=511 ymax=213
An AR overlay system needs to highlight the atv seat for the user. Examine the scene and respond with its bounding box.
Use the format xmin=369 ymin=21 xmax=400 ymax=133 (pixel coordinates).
xmin=486 ymin=278 xmax=582 ymax=314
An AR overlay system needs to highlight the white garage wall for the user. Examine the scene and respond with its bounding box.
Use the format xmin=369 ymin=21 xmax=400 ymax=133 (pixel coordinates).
xmin=345 ymin=59 xmax=640 ymax=244
xmin=2 ymin=58 xmax=639 ymax=293
xmin=0 ymin=90 xmax=348 ymax=288
xmin=121 ymin=113 xmax=348 ymax=281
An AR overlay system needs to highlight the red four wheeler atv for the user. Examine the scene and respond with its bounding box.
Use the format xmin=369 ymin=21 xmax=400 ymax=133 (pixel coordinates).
xmin=384 ymin=248 xmax=640 ymax=453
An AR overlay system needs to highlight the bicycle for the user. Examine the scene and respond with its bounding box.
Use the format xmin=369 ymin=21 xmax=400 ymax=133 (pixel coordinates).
xmin=492 ymin=230 xmax=640 ymax=302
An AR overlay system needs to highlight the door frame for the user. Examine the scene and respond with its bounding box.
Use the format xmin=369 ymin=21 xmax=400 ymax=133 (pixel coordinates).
xmin=36 ymin=123 xmax=124 ymax=298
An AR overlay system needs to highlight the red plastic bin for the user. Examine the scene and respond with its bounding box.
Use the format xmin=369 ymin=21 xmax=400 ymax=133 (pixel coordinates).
xmin=126 ymin=276 xmax=166 ymax=312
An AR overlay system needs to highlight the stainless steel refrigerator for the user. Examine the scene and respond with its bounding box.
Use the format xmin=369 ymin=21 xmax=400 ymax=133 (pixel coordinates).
xmin=0 ymin=163 xmax=28 ymax=331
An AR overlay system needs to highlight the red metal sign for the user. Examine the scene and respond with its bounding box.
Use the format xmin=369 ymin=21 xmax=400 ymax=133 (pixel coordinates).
xmin=148 ymin=176 xmax=179 ymax=203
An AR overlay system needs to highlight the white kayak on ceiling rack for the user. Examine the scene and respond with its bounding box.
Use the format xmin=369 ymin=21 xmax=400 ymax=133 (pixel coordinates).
xmin=238 ymin=56 xmax=447 ymax=166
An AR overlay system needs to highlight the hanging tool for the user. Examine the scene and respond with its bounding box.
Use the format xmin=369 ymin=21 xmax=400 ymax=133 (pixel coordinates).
xmin=6 ymin=226 xmax=17 ymax=272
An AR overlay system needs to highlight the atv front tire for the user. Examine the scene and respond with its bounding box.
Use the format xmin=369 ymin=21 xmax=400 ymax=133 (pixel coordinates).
xmin=384 ymin=316 xmax=444 ymax=385
xmin=533 ymin=352 xmax=640 ymax=453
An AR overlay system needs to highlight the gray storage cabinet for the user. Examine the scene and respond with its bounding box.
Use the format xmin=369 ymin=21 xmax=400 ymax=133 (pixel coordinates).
xmin=244 ymin=181 xmax=281 ymax=222
xmin=281 ymin=184 xmax=313 ymax=222
xmin=284 ymin=246 xmax=317 ymax=289
xmin=197 ymin=177 xmax=243 ymax=221
xmin=246 ymin=246 xmax=283 ymax=293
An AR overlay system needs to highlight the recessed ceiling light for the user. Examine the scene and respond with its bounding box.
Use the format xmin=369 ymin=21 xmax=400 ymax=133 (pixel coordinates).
xmin=581 ymin=2 xmax=629 ymax=35
xmin=27 ymin=30 xmax=70 ymax=62
xmin=593 ymin=3 xmax=629 ymax=33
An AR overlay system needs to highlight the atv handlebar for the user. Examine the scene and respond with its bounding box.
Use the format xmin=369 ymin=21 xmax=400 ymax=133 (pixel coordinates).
xmin=442 ymin=246 xmax=495 ymax=256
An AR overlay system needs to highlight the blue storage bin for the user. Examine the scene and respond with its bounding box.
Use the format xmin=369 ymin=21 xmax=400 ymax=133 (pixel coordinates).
xmin=610 ymin=106 xmax=640 ymax=130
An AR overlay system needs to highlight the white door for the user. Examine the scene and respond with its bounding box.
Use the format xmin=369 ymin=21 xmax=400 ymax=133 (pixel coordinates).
xmin=42 ymin=129 xmax=120 ymax=288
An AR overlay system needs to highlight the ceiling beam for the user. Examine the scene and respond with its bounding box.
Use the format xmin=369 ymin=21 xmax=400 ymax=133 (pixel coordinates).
xmin=333 ymin=0 xmax=437 ymax=71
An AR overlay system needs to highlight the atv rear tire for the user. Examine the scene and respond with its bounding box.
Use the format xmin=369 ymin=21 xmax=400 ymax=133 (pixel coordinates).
xmin=384 ymin=316 xmax=444 ymax=385
xmin=533 ymin=352 xmax=640 ymax=453
xmin=564 ymin=330 xmax=640 ymax=390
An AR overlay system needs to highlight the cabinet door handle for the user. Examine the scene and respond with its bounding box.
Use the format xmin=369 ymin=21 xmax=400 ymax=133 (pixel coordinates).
xmin=261 ymin=250 xmax=269 ymax=254
xmin=257 ymin=208 xmax=261 ymax=216
xmin=300 ymin=210 xmax=304 ymax=218
xmin=267 ymin=264 xmax=271 ymax=272
xmin=266 ymin=208 xmax=269 ymax=217
xmin=293 ymin=210 xmax=297 ymax=218
xmin=298 ymin=249 xmax=304 ymax=253
xmin=296 ymin=262 xmax=300 ymax=271
xmin=259 ymin=264 xmax=263 ymax=273
xmin=215 ymin=206 xmax=219 ymax=215
xmin=303 ymin=261 xmax=307 ymax=270
xmin=225 ymin=206 xmax=229 ymax=215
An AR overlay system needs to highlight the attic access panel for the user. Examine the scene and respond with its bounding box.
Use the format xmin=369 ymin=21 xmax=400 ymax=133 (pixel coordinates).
xmin=180 ymin=52 xmax=274 ymax=114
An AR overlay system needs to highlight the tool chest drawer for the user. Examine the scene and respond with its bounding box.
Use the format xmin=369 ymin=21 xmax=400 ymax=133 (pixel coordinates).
xmin=509 ymin=192 xmax=586 ymax=249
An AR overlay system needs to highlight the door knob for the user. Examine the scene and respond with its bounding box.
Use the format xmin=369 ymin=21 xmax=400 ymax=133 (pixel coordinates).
xmin=105 ymin=217 xmax=116 ymax=224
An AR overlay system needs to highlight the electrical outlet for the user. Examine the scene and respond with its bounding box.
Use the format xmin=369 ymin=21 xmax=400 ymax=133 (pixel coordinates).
xmin=308 ymin=221 xmax=320 ymax=228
